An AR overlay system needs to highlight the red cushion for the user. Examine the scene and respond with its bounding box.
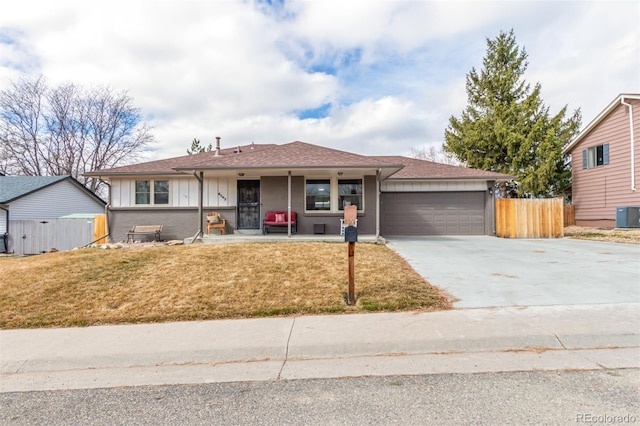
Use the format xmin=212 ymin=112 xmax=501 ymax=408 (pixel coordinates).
xmin=264 ymin=211 xmax=295 ymax=223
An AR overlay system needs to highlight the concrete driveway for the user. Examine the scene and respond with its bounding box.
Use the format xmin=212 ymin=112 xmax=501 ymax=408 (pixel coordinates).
xmin=387 ymin=236 xmax=640 ymax=308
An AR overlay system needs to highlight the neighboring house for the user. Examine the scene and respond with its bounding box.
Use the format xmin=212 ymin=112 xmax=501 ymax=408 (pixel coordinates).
xmin=563 ymin=94 xmax=640 ymax=227
xmin=85 ymin=141 xmax=511 ymax=241
xmin=0 ymin=175 xmax=106 ymax=252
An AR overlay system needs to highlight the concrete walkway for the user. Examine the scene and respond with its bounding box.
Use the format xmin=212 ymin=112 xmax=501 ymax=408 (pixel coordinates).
xmin=2 ymin=303 xmax=639 ymax=392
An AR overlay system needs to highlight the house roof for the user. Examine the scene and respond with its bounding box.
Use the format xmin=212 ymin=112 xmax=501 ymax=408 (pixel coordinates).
xmin=86 ymin=143 xmax=277 ymax=176
xmin=374 ymin=156 xmax=514 ymax=180
xmin=175 ymin=141 xmax=402 ymax=170
xmin=0 ymin=175 xmax=105 ymax=204
xmin=563 ymin=93 xmax=640 ymax=154
xmin=85 ymin=140 xmax=510 ymax=181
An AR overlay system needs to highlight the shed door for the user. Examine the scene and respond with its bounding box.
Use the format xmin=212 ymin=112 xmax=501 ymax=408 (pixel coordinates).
xmin=381 ymin=192 xmax=485 ymax=236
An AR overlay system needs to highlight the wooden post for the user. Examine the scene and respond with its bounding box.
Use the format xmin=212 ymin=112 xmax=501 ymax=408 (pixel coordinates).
xmin=348 ymin=241 xmax=355 ymax=305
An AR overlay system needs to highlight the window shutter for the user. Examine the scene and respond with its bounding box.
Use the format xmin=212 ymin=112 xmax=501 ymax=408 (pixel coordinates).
xmin=582 ymin=150 xmax=587 ymax=169
xmin=603 ymin=144 xmax=609 ymax=165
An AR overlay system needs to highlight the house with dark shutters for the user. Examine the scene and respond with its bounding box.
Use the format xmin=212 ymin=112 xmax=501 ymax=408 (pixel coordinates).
xmin=563 ymin=94 xmax=640 ymax=227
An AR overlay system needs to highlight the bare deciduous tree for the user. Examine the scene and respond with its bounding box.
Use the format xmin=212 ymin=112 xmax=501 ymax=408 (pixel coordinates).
xmin=410 ymin=144 xmax=463 ymax=166
xmin=0 ymin=76 xmax=155 ymax=196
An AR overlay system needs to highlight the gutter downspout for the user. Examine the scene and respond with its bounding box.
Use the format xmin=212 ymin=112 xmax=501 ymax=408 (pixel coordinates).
xmin=1 ymin=206 xmax=8 ymax=253
xmin=99 ymin=179 xmax=112 ymax=243
xmin=287 ymin=171 xmax=292 ymax=237
xmin=621 ymin=97 xmax=636 ymax=191
xmin=376 ymin=169 xmax=381 ymax=241
xmin=189 ymin=170 xmax=204 ymax=243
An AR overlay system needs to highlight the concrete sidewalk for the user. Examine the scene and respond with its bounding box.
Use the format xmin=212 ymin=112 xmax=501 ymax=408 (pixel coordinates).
xmin=1 ymin=303 xmax=639 ymax=392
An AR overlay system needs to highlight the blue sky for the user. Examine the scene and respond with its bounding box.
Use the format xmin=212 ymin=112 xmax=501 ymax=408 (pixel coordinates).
xmin=1 ymin=0 xmax=638 ymax=160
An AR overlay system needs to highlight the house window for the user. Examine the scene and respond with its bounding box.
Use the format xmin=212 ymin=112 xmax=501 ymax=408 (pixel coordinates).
xmin=338 ymin=179 xmax=363 ymax=210
xmin=306 ymin=179 xmax=331 ymax=210
xmin=135 ymin=181 xmax=150 ymax=204
xmin=305 ymin=177 xmax=364 ymax=212
xmin=154 ymin=180 xmax=169 ymax=204
xmin=135 ymin=180 xmax=169 ymax=205
xmin=582 ymin=144 xmax=609 ymax=169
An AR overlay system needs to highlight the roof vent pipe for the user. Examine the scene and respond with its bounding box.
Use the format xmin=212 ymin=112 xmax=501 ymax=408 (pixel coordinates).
xmin=215 ymin=137 xmax=221 ymax=156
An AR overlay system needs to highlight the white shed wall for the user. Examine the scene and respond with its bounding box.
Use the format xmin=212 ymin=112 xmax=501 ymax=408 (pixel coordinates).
xmin=0 ymin=207 xmax=7 ymax=233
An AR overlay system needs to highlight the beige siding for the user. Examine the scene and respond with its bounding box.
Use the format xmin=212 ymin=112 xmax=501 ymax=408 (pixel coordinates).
xmin=110 ymin=177 xmax=236 ymax=208
xmin=381 ymin=180 xmax=487 ymax=192
xmin=570 ymin=100 xmax=640 ymax=221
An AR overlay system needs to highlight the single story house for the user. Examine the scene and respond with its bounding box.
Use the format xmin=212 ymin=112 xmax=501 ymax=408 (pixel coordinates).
xmin=0 ymin=175 xmax=106 ymax=252
xmin=563 ymin=94 xmax=640 ymax=227
xmin=85 ymin=140 xmax=512 ymax=241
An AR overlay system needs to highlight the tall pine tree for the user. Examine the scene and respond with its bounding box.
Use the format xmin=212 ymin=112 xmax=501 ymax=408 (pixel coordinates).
xmin=186 ymin=138 xmax=212 ymax=155
xmin=443 ymin=29 xmax=581 ymax=197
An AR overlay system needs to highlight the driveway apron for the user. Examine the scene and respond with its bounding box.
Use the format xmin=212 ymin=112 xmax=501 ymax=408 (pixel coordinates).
xmin=386 ymin=236 xmax=640 ymax=308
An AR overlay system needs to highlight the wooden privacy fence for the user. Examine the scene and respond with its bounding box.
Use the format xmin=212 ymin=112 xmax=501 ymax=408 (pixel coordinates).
xmin=495 ymin=198 xmax=564 ymax=238
xmin=564 ymin=205 xmax=575 ymax=226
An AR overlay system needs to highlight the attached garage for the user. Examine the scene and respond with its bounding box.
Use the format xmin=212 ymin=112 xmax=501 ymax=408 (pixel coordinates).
xmin=381 ymin=191 xmax=487 ymax=236
xmin=372 ymin=156 xmax=511 ymax=237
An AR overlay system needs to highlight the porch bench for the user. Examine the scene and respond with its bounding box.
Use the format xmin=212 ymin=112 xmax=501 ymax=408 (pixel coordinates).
xmin=127 ymin=225 xmax=163 ymax=243
xmin=262 ymin=211 xmax=297 ymax=234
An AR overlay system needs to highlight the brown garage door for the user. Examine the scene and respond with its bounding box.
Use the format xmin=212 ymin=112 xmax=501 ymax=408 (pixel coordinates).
xmin=381 ymin=192 xmax=485 ymax=236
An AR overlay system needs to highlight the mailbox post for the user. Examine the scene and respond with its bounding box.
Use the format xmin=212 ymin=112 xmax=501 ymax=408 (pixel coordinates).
xmin=344 ymin=226 xmax=358 ymax=305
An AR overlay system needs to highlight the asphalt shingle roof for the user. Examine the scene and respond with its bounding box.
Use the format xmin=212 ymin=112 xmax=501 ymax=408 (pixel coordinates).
xmin=0 ymin=176 xmax=69 ymax=203
xmin=87 ymin=143 xmax=278 ymax=176
xmin=85 ymin=141 xmax=511 ymax=180
xmin=177 ymin=141 xmax=402 ymax=169
xmin=373 ymin=156 xmax=514 ymax=180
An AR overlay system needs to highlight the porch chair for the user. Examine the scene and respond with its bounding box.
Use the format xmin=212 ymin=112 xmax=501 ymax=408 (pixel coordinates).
xmin=206 ymin=211 xmax=227 ymax=235
xmin=340 ymin=204 xmax=358 ymax=236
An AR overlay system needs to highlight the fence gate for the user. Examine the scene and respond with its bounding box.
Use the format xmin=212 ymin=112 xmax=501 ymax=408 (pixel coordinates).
xmin=9 ymin=218 xmax=98 ymax=255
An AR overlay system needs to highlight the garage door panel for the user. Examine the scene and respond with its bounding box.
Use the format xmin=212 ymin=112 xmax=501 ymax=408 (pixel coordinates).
xmin=381 ymin=192 xmax=485 ymax=236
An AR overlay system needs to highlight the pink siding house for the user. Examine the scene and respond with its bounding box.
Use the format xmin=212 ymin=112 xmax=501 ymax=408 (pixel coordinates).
xmin=563 ymin=94 xmax=640 ymax=227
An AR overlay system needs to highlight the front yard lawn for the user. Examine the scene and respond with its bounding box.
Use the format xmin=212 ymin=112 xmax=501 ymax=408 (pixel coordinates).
xmin=0 ymin=242 xmax=452 ymax=329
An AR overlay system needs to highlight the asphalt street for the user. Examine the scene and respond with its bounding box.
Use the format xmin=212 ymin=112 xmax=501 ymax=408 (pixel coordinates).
xmin=2 ymin=369 xmax=638 ymax=425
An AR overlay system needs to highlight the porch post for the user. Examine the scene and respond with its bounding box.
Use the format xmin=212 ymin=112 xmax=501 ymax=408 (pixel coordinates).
xmin=189 ymin=170 xmax=204 ymax=243
xmin=198 ymin=171 xmax=204 ymax=237
xmin=287 ymin=170 xmax=292 ymax=237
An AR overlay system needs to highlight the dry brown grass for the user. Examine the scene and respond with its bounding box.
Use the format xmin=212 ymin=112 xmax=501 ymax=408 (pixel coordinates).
xmin=564 ymin=226 xmax=640 ymax=244
xmin=0 ymin=242 xmax=452 ymax=329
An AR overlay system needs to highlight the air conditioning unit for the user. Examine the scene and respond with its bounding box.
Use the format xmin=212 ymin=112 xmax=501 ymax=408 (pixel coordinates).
xmin=615 ymin=206 xmax=640 ymax=228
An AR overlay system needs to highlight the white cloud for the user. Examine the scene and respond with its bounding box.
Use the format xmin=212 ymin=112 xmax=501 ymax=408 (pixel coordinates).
xmin=1 ymin=0 xmax=638 ymax=162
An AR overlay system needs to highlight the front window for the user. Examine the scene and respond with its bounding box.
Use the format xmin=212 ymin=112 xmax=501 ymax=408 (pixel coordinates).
xmin=135 ymin=180 xmax=169 ymax=205
xmin=135 ymin=181 xmax=150 ymax=204
xmin=305 ymin=177 xmax=364 ymax=212
xmin=154 ymin=180 xmax=169 ymax=204
xmin=306 ymin=179 xmax=330 ymax=210
xmin=338 ymin=179 xmax=363 ymax=210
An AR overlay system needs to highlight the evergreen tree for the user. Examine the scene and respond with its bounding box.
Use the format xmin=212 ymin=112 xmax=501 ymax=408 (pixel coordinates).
xmin=187 ymin=138 xmax=212 ymax=155
xmin=443 ymin=29 xmax=581 ymax=197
